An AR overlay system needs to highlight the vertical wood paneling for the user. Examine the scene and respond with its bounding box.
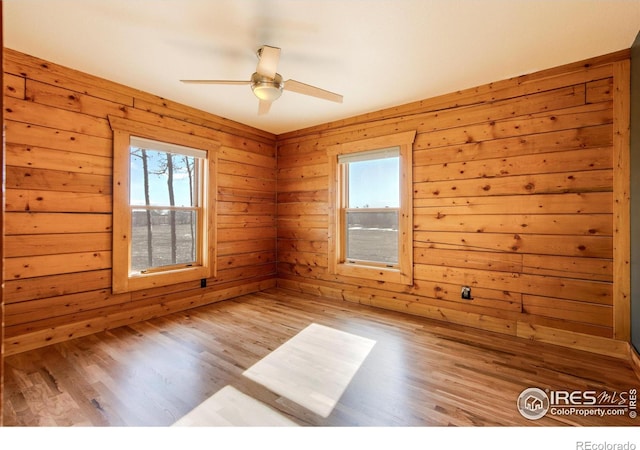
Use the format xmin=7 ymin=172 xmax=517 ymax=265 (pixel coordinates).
xmin=277 ymin=51 xmax=630 ymax=348
xmin=2 ymin=48 xmax=277 ymax=353
xmin=613 ymin=60 xmax=631 ymax=340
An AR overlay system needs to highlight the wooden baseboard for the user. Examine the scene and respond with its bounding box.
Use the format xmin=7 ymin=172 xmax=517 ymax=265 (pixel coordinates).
xmin=277 ymin=278 xmax=631 ymax=360
xmin=516 ymin=322 xmax=629 ymax=359
xmin=630 ymin=344 xmax=640 ymax=381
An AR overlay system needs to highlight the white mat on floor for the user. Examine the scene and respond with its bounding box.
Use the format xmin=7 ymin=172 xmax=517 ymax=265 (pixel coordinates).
xmin=173 ymin=385 xmax=298 ymax=426
xmin=243 ymin=323 xmax=376 ymax=418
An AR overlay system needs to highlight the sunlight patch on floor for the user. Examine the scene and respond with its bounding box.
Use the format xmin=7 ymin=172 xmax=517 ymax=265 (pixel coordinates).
xmin=243 ymin=323 xmax=376 ymax=418
xmin=172 ymin=385 xmax=298 ymax=426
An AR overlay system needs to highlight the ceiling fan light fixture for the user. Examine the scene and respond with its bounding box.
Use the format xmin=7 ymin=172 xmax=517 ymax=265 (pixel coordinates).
xmin=181 ymin=46 xmax=343 ymax=114
xmin=251 ymin=72 xmax=283 ymax=102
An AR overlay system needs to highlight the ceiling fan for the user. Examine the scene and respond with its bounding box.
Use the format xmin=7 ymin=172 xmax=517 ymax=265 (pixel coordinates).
xmin=180 ymin=45 xmax=343 ymax=115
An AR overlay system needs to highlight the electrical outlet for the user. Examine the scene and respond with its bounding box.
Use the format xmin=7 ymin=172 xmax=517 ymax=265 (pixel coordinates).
xmin=461 ymin=286 xmax=472 ymax=300
xmin=201 ymin=278 xmax=207 ymax=288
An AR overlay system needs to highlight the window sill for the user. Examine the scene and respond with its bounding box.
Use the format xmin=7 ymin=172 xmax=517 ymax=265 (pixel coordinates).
xmin=113 ymin=264 xmax=210 ymax=294
xmin=334 ymin=262 xmax=413 ymax=285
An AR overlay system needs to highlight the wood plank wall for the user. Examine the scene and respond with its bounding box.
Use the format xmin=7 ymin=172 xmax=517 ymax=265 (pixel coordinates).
xmin=276 ymin=50 xmax=632 ymax=358
xmin=0 ymin=47 xmax=633 ymax=360
xmin=2 ymin=48 xmax=278 ymax=355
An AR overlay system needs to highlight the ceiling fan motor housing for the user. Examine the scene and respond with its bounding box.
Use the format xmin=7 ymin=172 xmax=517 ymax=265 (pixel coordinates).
xmin=251 ymin=72 xmax=284 ymax=102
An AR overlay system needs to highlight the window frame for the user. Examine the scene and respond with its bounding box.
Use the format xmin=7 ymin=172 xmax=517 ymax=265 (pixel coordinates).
xmin=109 ymin=116 xmax=218 ymax=293
xmin=327 ymin=131 xmax=416 ymax=285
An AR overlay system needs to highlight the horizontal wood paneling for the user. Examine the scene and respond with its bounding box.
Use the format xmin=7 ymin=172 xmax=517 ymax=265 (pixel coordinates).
xmin=3 ymin=48 xmax=277 ymax=354
xmin=6 ymin=166 xmax=112 ymax=194
xmin=6 ymin=143 xmax=112 ymax=175
xmin=4 ymin=96 xmax=112 ymax=138
xmin=5 ymin=212 xmax=112 ymax=235
xmin=5 ymin=189 xmax=112 ymax=213
xmin=414 ymin=147 xmax=613 ymax=183
xmin=4 ymin=120 xmax=113 ymax=157
xmin=277 ymin=52 xmax=627 ymax=347
xmin=414 ymin=213 xmax=612 ymax=235
xmin=4 ymin=270 xmax=112 ymax=303
xmin=414 ymin=192 xmax=613 ymax=213
xmin=5 ymin=73 xmax=25 ymax=99
xmin=5 ymin=251 xmax=112 ymax=279
xmin=5 ymin=232 xmax=111 ymax=257
xmin=414 ymin=231 xmax=612 ymax=258
xmin=412 ymin=125 xmax=613 ymax=166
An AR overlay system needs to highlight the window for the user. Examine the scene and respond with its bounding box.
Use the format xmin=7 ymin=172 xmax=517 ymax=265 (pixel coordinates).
xmin=328 ymin=131 xmax=416 ymax=285
xmin=129 ymin=137 xmax=205 ymax=273
xmin=341 ymin=148 xmax=400 ymax=265
xmin=109 ymin=117 xmax=218 ymax=293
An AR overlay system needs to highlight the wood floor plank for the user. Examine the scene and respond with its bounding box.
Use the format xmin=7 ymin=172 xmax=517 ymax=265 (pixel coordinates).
xmin=2 ymin=288 xmax=638 ymax=426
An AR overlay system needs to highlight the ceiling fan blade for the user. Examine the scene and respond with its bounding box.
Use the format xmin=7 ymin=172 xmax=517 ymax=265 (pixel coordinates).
xmin=258 ymin=99 xmax=272 ymax=115
xmin=256 ymin=45 xmax=280 ymax=79
xmin=180 ymin=79 xmax=251 ymax=85
xmin=284 ymin=79 xmax=343 ymax=103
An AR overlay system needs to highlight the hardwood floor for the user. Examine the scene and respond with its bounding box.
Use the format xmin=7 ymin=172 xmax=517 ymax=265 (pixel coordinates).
xmin=2 ymin=288 xmax=639 ymax=426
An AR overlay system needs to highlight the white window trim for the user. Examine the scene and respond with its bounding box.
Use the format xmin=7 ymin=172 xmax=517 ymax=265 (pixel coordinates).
xmin=327 ymin=130 xmax=416 ymax=285
xmin=109 ymin=116 xmax=219 ymax=293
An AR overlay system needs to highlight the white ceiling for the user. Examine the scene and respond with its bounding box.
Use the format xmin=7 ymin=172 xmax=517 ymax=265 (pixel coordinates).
xmin=4 ymin=0 xmax=640 ymax=135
